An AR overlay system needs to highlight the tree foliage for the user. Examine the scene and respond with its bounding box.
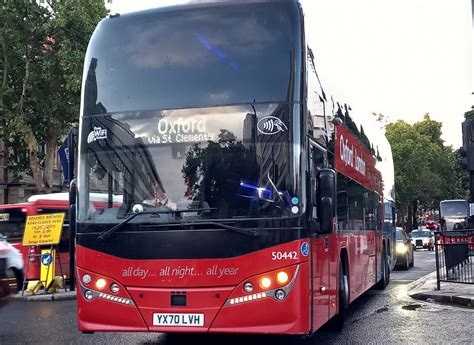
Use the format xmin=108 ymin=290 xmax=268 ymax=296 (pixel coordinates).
xmin=0 ymin=0 xmax=107 ymax=192
xmin=385 ymin=114 xmax=468 ymax=230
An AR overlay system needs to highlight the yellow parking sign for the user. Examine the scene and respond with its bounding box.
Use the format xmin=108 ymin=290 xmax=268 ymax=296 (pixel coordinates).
xmin=22 ymin=213 xmax=65 ymax=246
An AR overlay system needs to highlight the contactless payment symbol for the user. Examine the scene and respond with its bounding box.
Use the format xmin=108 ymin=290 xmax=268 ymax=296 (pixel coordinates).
xmin=41 ymin=253 xmax=53 ymax=266
xmin=301 ymin=242 xmax=309 ymax=257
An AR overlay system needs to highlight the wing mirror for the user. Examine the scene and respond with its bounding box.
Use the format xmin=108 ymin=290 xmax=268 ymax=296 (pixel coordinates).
xmin=317 ymin=169 xmax=336 ymax=234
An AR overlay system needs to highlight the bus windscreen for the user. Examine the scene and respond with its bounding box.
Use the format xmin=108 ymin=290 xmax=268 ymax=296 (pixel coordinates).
xmin=440 ymin=201 xmax=468 ymax=218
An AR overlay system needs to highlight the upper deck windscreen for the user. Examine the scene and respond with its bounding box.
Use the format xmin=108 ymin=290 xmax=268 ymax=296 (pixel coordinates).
xmin=82 ymin=2 xmax=299 ymax=115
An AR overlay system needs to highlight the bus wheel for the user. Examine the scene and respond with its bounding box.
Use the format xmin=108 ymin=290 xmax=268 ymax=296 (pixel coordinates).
xmin=375 ymin=247 xmax=389 ymax=290
xmin=331 ymin=261 xmax=348 ymax=331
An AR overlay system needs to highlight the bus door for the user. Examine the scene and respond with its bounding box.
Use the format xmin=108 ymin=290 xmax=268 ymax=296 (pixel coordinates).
xmin=309 ymin=141 xmax=330 ymax=330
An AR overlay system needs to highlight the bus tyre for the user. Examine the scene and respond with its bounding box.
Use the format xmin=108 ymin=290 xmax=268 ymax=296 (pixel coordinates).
xmin=331 ymin=261 xmax=348 ymax=331
xmin=375 ymin=247 xmax=389 ymax=290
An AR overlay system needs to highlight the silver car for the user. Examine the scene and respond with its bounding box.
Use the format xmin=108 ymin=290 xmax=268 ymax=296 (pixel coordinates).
xmin=0 ymin=234 xmax=24 ymax=290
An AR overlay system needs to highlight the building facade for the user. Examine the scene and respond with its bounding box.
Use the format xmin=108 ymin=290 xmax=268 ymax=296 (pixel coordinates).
xmin=0 ymin=138 xmax=65 ymax=205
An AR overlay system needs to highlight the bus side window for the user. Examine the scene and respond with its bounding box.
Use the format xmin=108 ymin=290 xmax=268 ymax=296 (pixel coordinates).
xmin=309 ymin=144 xmax=326 ymax=217
xmin=307 ymin=46 xmax=326 ymax=141
xmin=337 ymin=174 xmax=349 ymax=229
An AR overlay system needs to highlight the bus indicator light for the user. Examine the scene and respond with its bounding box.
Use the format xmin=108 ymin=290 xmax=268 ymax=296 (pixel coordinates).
xmin=276 ymin=271 xmax=289 ymax=285
xmin=95 ymin=278 xmax=106 ymax=290
xmin=259 ymin=277 xmax=272 ymax=289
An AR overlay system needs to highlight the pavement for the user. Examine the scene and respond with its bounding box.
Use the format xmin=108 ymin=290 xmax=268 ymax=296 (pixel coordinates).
xmin=12 ymin=289 xmax=77 ymax=301
xmin=407 ymin=270 xmax=474 ymax=308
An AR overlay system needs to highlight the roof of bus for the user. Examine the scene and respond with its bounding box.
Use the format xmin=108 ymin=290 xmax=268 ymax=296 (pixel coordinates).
xmin=0 ymin=202 xmax=31 ymax=209
xmin=0 ymin=199 xmax=69 ymax=210
xmin=440 ymin=200 xmax=467 ymax=204
xmin=114 ymin=0 xmax=295 ymax=18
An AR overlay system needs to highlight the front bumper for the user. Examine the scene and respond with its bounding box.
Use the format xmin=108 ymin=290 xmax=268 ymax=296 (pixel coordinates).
xmin=76 ymin=262 xmax=310 ymax=335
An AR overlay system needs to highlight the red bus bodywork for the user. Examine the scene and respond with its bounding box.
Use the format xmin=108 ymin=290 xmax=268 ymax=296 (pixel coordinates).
xmin=76 ymin=124 xmax=387 ymax=335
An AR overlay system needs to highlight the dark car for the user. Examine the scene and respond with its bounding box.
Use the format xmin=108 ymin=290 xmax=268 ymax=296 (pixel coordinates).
xmin=395 ymin=227 xmax=414 ymax=270
xmin=0 ymin=257 xmax=10 ymax=298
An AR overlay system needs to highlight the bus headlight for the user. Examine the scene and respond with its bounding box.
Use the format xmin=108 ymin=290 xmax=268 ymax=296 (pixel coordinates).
xmin=84 ymin=290 xmax=93 ymax=300
xmin=110 ymin=283 xmax=120 ymax=293
xmin=82 ymin=274 xmax=91 ymax=284
xmin=244 ymin=282 xmax=254 ymax=292
xmin=396 ymin=243 xmax=407 ymax=254
xmin=275 ymin=289 xmax=286 ymax=300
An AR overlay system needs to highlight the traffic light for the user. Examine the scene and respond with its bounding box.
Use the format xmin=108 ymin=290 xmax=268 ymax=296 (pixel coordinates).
xmin=461 ymin=119 xmax=474 ymax=170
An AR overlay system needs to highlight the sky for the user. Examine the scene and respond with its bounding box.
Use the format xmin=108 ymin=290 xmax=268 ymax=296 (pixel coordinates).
xmin=107 ymin=0 xmax=473 ymax=148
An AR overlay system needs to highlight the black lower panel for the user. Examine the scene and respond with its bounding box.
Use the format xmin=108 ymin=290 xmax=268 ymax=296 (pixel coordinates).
xmin=77 ymin=225 xmax=307 ymax=260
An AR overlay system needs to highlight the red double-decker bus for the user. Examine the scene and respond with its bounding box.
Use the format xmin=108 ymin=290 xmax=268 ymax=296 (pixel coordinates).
xmin=0 ymin=192 xmax=122 ymax=286
xmin=0 ymin=194 xmax=70 ymax=284
xmin=75 ymin=0 xmax=391 ymax=335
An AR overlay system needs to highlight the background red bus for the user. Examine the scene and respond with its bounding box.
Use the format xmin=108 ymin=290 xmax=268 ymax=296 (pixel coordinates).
xmin=0 ymin=192 xmax=122 ymax=287
xmin=0 ymin=195 xmax=70 ymax=284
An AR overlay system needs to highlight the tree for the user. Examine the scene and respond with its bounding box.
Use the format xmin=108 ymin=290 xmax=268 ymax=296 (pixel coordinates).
xmin=0 ymin=1 xmax=107 ymax=193
xmin=385 ymin=114 xmax=467 ymax=230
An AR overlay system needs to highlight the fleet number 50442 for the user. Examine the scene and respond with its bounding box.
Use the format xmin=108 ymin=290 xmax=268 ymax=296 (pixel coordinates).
xmin=271 ymin=251 xmax=298 ymax=260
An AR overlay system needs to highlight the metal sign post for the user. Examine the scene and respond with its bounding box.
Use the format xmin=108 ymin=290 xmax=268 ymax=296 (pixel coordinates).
xmin=68 ymin=124 xmax=78 ymax=292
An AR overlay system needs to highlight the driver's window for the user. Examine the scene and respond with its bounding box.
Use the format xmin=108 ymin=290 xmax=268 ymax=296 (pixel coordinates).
xmin=309 ymin=143 xmax=326 ymax=217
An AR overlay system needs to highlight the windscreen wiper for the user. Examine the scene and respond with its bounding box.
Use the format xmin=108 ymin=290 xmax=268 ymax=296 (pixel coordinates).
xmin=185 ymin=221 xmax=259 ymax=238
xmin=140 ymin=221 xmax=259 ymax=238
xmin=97 ymin=208 xmax=214 ymax=241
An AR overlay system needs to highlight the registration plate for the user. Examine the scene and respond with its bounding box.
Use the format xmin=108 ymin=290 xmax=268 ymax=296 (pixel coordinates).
xmin=153 ymin=313 xmax=204 ymax=327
